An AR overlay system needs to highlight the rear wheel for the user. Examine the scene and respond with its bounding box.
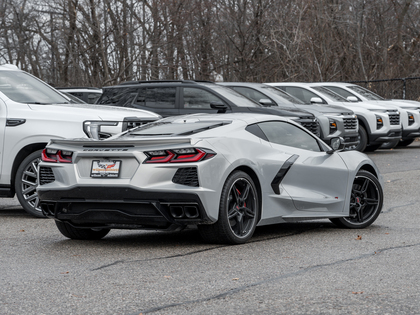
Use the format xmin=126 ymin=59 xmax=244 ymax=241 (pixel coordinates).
xmin=55 ymin=221 xmax=110 ymax=240
xmin=398 ymin=139 xmax=415 ymax=147
xmin=330 ymin=170 xmax=383 ymax=229
xmin=15 ymin=149 xmax=45 ymax=217
xmin=198 ymin=171 xmax=259 ymax=244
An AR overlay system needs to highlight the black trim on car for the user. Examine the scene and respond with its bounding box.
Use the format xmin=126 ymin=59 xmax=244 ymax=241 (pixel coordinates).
xmin=271 ymin=154 xmax=299 ymax=194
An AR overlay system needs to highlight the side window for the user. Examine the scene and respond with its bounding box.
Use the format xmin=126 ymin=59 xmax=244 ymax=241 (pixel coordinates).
xmin=231 ymin=87 xmax=272 ymax=104
xmin=258 ymin=121 xmax=321 ymax=152
xmin=279 ymin=87 xmax=325 ymax=104
xmin=183 ymin=87 xmax=223 ymax=109
xmin=134 ymin=87 xmax=176 ymax=109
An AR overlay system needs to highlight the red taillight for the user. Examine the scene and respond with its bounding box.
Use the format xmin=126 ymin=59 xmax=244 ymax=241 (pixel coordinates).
xmin=42 ymin=148 xmax=73 ymax=163
xmin=144 ymin=148 xmax=215 ymax=163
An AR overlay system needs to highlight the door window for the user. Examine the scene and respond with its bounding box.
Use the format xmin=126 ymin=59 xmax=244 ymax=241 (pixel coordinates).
xmin=258 ymin=121 xmax=321 ymax=152
xmin=134 ymin=87 xmax=176 ymax=109
xmin=278 ymin=86 xmax=326 ymax=104
xmin=182 ymin=88 xmax=223 ymax=109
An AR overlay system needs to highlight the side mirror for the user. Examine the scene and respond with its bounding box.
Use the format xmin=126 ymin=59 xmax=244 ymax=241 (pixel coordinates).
xmin=327 ymin=137 xmax=345 ymax=154
xmin=310 ymin=97 xmax=323 ymax=104
xmin=210 ymin=103 xmax=228 ymax=113
xmin=259 ymin=99 xmax=274 ymax=106
xmin=347 ymin=96 xmax=359 ymax=102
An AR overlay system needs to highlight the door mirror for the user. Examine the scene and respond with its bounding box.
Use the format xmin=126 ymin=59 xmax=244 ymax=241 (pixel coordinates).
xmin=347 ymin=96 xmax=359 ymax=102
xmin=259 ymin=99 xmax=274 ymax=106
xmin=310 ymin=97 xmax=323 ymax=104
xmin=210 ymin=103 xmax=228 ymax=113
xmin=327 ymin=137 xmax=345 ymax=154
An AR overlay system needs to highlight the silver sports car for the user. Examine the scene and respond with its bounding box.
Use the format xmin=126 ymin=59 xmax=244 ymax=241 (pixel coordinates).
xmin=38 ymin=113 xmax=383 ymax=244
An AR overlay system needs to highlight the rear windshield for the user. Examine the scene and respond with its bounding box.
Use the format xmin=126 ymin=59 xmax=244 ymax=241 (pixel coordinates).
xmin=128 ymin=120 xmax=230 ymax=136
xmin=0 ymin=71 xmax=69 ymax=104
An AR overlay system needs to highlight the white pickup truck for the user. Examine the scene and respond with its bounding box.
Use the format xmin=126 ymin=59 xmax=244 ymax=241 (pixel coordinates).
xmin=0 ymin=64 xmax=161 ymax=217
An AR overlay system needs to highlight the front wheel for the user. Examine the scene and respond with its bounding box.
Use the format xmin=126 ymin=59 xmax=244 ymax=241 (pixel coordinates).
xmin=15 ymin=149 xmax=45 ymax=217
xmin=355 ymin=125 xmax=368 ymax=152
xmin=398 ymin=139 xmax=415 ymax=147
xmin=330 ymin=170 xmax=383 ymax=229
xmin=198 ymin=171 xmax=259 ymax=244
xmin=55 ymin=221 xmax=110 ymax=240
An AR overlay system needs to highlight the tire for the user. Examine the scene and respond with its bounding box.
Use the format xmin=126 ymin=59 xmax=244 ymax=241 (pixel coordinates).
xmin=364 ymin=144 xmax=381 ymax=152
xmin=330 ymin=170 xmax=383 ymax=229
xmin=379 ymin=139 xmax=399 ymax=149
xmin=355 ymin=125 xmax=368 ymax=152
xmin=55 ymin=221 xmax=110 ymax=240
xmin=398 ymin=139 xmax=415 ymax=147
xmin=14 ymin=149 xmax=45 ymax=217
xmin=198 ymin=171 xmax=259 ymax=244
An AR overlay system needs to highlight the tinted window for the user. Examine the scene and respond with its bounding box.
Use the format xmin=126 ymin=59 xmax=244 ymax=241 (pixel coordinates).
xmin=135 ymin=87 xmax=176 ymax=108
xmin=204 ymin=84 xmax=261 ymax=107
xmin=183 ymin=87 xmax=222 ymax=109
xmin=261 ymin=86 xmax=304 ymax=104
xmin=311 ymin=86 xmax=348 ymax=102
xmin=0 ymin=71 xmax=69 ymax=104
xmin=258 ymin=121 xmax=321 ymax=151
xmin=347 ymin=85 xmax=384 ymax=100
xmin=97 ymin=87 xmax=138 ymax=106
xmin=278 ymin=86 xmax=326 ymax=104
xmin=231 ymin=87 xmax=274 ymax=105
xmin=324 ymin=86 xmax=360 ymax=100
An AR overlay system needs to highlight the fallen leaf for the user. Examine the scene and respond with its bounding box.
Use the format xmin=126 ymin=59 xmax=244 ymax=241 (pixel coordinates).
xmin=232 ymin=278 xmax=239 ymax=281
xmin=385 ymin=233 xmax=389 ymax=235
xmin=352 ymin=291 xmax=364 ymax=294
xmin=60 ymin=271 xmax=69 ymax=274
xmin=19 ymin=230 xmax=25 ymax=232
xmin=355 ymin=235 xmax=362 ymax=240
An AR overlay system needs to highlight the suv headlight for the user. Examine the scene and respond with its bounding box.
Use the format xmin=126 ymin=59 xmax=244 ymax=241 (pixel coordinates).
xmin=83 ymin=121 xmax=118 ymax=139
xmin=329 ymin=119 xmax=337 ymax=134
xmin=375 ymin=115 xmax=384 ymax=130
xmin=407 ymin=112 xmax=415 ymax=126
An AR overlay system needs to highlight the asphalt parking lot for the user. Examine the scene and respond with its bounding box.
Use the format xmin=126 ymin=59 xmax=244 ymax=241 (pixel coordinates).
xmin=1 ymin=141 xmax=419 ymax=315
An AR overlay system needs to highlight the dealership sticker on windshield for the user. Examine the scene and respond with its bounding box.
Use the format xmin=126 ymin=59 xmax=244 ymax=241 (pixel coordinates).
xmin=91 ymin=160 xmax=121 ymax=178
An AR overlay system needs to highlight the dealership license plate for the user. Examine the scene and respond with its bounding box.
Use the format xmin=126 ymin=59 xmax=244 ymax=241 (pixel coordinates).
xmin=90 ymin=160 xmax=121 ymax=178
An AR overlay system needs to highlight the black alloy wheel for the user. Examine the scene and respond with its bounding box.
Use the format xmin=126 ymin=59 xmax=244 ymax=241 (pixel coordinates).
xmin=330 ymin=170 xmax=383 ymax=228
xmin=198 ymin=171 xmax=259 ymax=244
xmin=355 ymin=125 xmax=368 ymax=152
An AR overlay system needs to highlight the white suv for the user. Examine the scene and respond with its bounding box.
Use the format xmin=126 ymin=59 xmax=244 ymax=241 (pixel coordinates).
xmin=267 ymin=82 xmax=402 ymax=152
xmin=0 ymin=64 xmax=161 ymax=217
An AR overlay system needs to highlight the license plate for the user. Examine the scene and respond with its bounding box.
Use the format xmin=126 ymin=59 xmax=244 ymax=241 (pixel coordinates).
xmin=90 ymin=160 xmax=121 ymax=178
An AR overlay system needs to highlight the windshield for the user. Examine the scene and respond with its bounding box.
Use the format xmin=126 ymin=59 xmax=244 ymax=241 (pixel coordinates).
xmin=128 ymin=120 xmax=230 ymax=136
xmin=311 ymin=86 xmax=349 ymax=102
xmin=204 ymin=84 xmax=262 ymax=107
xmin=347 ymin=85 xmax=384 ymax=100
xmin=261 ymin=86 xmax=305 ymax=104
xmin=0 ymin=70 xmax=69 ymax=104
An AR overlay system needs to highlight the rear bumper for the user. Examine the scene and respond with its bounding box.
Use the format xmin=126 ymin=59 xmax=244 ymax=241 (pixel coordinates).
xmin=39 ymin=187 xmax=212 ymax=229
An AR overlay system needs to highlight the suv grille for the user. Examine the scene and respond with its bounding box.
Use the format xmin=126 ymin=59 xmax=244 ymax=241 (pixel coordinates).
xmin=39 ymin=167 xmax=55 ymax=185
xmin=172 ymin=167 xmax=199 ymax=187
xmin=300 ymin=120 xmax=320 ymax=136
xmin=343 ymin=117 xmax=358 ymax=129
xmin=388 ymin=113 xmax=400 ymax=125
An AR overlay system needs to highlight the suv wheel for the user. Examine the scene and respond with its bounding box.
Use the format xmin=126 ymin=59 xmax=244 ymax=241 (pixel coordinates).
xmin=15 ymin=150 xmax=45 ymax=217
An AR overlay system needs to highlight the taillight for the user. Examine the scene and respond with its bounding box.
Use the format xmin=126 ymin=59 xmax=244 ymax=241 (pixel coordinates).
xmin=144 ymin=148 xmax=216 ymax=163
xmin=42 ymin=148 xmax=73 ymax=163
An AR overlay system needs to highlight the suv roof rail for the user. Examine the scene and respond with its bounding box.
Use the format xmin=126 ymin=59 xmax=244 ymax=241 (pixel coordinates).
xmin=56 ymin=87 xmax=102 ymax=90
xmin=118 ymin=80 xmax=215 ymax=86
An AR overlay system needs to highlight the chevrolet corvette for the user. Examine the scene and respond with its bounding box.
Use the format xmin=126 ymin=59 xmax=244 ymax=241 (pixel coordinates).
xmin=38 ymin=113 xmax=383 ymax=244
